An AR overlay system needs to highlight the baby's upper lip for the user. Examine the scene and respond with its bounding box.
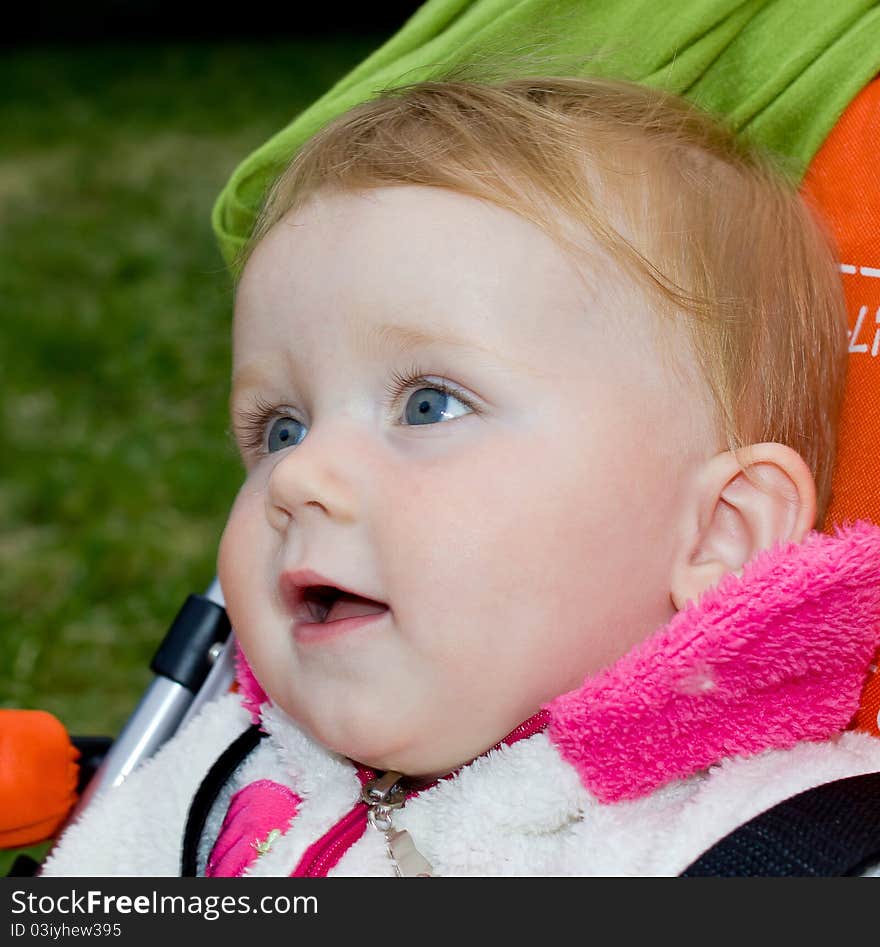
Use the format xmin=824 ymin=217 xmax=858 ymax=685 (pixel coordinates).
xmin=278 ymin=567 xmax=388 ymax=619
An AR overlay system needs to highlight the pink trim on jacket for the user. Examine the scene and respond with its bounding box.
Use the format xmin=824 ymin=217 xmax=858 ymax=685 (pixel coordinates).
xmin=234 ymin=642 xmax=268 ymax=726
xmin=206 ymin=779 xmax=301 ymax=877
xmin=546 ymin=521 xmax=880 ymax=802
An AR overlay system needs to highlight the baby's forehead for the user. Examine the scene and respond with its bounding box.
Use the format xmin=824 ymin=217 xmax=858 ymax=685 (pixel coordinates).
xmin=242 ymin=185 xmax=631 ymax=321
xmin=281 ymin=184 xmax=595 ymax=268
xmin=239 ymin=185 xmax=597 ymax=329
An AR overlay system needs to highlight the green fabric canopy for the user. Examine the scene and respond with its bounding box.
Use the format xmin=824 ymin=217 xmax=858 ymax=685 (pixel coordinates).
xmin=212 ymin=0 xmax=880 ymax=270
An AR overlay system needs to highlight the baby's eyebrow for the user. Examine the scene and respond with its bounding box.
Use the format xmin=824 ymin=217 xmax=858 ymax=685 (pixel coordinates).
xmin=229 ymin=325 xmax=482 ymax=400
xmin=354 ymin=322 xmax=494 ymax=359
xmin=357 ymin=322 xmax=542 ymax=377
xmin=230 ymin=363 xmax=276 ymax=405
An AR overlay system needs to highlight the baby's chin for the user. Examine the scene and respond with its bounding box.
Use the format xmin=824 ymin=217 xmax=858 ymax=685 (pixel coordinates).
xmin=274 ymin=679 xmax=539 ymax=778
xmin=348 ymin=748 xmax=470 ymax=782
xmin=294 ymin=707 xmax=478 ymax=779
xmin=324 ymin=729 xmax=458 ymax=779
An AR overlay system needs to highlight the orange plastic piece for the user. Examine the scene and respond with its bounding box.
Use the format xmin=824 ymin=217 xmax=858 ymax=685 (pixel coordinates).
xmin=0 ymin=709 xmax=80 ymax=849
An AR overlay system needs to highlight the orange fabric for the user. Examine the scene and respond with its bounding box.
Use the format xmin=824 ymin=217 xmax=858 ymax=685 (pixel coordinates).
xmin=0 ymin=710 xmax=79 ymax=849
xmin=801 ymin=76 xmax=880 ymax=734
xmin=854 ymin=660 xmax=880 ymax=737
xmin=803 ymin=77 xmax=880 ymax=532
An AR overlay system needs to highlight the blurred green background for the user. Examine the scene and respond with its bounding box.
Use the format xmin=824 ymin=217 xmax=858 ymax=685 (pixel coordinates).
xmin=0 ymin=39 xmax=381 ymax=750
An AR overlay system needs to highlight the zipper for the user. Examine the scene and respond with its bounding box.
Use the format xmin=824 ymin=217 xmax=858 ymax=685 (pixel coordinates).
xmin=290 ymin=764 xmax=376 ymax=878
xmin=291 ymin=765 xmax=433 ymax=877
xmin=290 ymin=709 xmax=549 ymax=877
xmin=363 ymin=770 xmax=433 ymax=877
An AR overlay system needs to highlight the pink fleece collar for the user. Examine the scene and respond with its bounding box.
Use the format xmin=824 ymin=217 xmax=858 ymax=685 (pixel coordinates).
xmin=235 ymin=521 xmax=880 ymax=804
xmin=546 ymin=520 xmax=880 ymax=802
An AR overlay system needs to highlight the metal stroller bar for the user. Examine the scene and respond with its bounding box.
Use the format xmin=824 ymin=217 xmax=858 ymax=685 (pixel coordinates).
xmin=71 ymin=578 xmax=236 ymax=817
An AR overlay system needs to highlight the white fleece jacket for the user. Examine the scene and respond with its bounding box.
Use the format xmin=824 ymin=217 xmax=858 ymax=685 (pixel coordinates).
xmin=41 ymin=691 xmax=880 ymax=877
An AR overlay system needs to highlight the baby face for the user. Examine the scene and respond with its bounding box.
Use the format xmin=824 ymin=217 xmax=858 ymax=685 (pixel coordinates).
xmin=219 ymin=185 xmax=714 ymax=777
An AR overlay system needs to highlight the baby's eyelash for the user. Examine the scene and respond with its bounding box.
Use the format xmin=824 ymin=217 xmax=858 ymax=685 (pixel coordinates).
xmin=234 ymin=394 xmax=289 ymax=456
xmin=381 ymin=362 xmax=477 ymax=414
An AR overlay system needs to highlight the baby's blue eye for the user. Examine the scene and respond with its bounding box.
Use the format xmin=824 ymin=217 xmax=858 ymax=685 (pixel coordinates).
xmin=267 ymin=416 xmax=306 ymax=452
xmin=403 ymin=387 xmax=471 ymax=425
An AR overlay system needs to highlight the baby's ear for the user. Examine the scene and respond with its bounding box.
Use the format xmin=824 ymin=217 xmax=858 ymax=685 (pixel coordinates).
xmin=670 ymin=443 xmax=817 ymax=610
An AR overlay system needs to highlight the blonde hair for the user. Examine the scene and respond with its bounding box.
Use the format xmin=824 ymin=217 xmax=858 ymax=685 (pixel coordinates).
xmin=240 ymin=73 xmax=847 ymax=524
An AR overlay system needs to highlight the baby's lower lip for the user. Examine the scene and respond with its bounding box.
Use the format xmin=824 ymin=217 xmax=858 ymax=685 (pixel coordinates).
xmin=292 ymin=608 xmax=389 ymax=645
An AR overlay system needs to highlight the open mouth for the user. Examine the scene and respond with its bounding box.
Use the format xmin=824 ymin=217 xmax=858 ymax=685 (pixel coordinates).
xmin=301 ymin=585 xmax=389 ymax=624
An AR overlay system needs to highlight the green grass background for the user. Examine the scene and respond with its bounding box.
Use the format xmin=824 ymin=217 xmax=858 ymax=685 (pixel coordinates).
xmin=0 ymin=37 xmax=380 ymax=868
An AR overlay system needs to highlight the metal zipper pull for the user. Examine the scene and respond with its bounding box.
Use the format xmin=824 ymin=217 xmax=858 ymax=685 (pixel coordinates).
xmin=362 ymin=771 xmax=434 ymax=878
xmin=385 ymin=827 xmax=433 ymax=878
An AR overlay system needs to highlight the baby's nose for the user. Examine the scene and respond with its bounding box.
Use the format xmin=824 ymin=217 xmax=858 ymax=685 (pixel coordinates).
xmin=264 ymin=428 xmax=359 ymax=531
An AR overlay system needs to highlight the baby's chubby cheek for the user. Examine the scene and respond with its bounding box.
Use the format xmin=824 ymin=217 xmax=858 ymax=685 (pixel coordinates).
xmin=405 ymin=421 xmax=675 ymax=687
xmin=383 ymin=453 xmax=536 ymax=607
xmin=385 ymin=437 xmax=609 ymax=671
xmin=216 ymin=487 xmax=270 ymax=649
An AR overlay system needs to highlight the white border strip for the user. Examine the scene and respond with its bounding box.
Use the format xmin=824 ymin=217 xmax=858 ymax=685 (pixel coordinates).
xmin=840 ymin=263 xmax=880 ymax=278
